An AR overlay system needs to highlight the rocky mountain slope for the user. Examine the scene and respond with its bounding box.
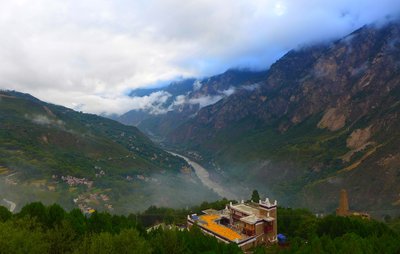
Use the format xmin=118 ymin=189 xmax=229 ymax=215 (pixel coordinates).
xmin=0 ymin=91 xmax=217 ymax=212
xmin=117 ymin=69 xmax=267 ymax=139
xmin=164 ymin=21 xmax=400 ymax=216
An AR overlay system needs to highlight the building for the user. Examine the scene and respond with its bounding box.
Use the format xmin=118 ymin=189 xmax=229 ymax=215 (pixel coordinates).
xmin=336 ymin=189 xmax=370 ymax=219
xmin=336 ymin=189 xmax=350 ymax=216
xmin=187 ymin=198 xmax=278 ymax=251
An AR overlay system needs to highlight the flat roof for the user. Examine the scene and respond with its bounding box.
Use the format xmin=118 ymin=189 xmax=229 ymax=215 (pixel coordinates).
xmin=199 ymin=214 xmax=244 ymax=241
xmin=240 ymin=214 xmax=260 ymax=224
xmin=202 ymin=209 xmax=219 ymax=215
xmin=231 ymin=203 xmax=260 ymax=216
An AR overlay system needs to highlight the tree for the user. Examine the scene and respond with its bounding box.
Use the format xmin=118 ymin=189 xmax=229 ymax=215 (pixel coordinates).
xmin=66 ymin=208 xmax=87 ymax=235
xmin=18 ymin=201 xmax=48 ymax=225
xmin=46 ymin=220 xmax=77 ymax=254
xmin=0 ymin=206 xmax=11 ymax=222
xmin=47 ymin=203 xmax=65 ymax=228
xmin=113 ymin=229 xmax=151 ymax=254
xmin=251 ymin=190 xmax=260 ymax=203
xmin=0 ymin=218 xmax=49 ymax=253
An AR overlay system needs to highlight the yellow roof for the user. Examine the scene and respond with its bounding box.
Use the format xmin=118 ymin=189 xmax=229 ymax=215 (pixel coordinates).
xmin=199 ymin=214 xmax=242 ymax=241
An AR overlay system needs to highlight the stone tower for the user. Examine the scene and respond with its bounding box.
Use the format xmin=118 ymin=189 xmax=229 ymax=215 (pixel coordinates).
xmin=336 ymin=189 xmax=349 ymax=216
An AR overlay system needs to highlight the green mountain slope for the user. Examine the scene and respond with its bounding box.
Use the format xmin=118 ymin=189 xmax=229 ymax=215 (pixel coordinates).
xmin=117 ymin=69 xmax=267 ymax=139
xmin=0 ymin=91 xmax=217 ymax=212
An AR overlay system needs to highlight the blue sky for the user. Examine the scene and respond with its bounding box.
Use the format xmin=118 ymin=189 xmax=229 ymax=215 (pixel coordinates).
xmin=0 ymin=0 xmax=399 ymax=114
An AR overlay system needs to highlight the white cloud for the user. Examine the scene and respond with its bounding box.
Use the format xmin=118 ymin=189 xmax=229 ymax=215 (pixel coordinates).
xmin=0 ymin=0 xmax=398 ymax=114
xmin=188 ymin=95 xmax=224 ymax=108
xmin=28 ymin=114 xmax=64 ymax=126
xmin=241 ymin=83 xmax=260 ymax=91
xmin=193 ymin=80 xmax=202 ymax=91
xmin=170 ymin=87 xmax=237 ymax=111
xmin=221 ymin=87 xmax=236 ymax=97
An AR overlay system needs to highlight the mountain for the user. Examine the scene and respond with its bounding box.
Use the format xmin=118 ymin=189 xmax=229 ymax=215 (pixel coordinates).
xmin=160 ymin=21 xmax=400 ymax=216
xmin=117 ymin=69 xmax=268 ymax=139
xmin=0 ymin=90 xmax=217 ymax=212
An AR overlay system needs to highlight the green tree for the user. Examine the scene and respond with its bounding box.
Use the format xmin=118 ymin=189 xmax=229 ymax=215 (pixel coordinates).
xmin=113 ymin=229 xmax=151 ymax=254
xmin=87 ymin=211 xmax=113 ymax=233
xmin=0 ymin=219 xmax=50 ymax=253
xmin=251 ymin=190 xmax=260 ymax=202
xmin=18 ymin=201 xmax=47 ymax=225
xmin=46 ymin=220 xmax=77 ymax=254
xmin=80 ymin=232 xmax=115 ymax=254
xmin=66 ymin=208 xmax=87 ymax=235
xmin=0 ymin=206 xmax=12 ymax=222
xmin=47 ymin=203 xmax=66 ymax=228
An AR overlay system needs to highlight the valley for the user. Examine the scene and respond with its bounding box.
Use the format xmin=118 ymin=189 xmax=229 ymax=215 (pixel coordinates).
xmin=1 ymin=1 xmax=400 ymax=253
xmin=168 ymin=151 xmax=238 ymax=200
xmin=118 ymin=21 xmax=400 ymax=218
xmin=1 ymin=20 xmax=400 ymax=219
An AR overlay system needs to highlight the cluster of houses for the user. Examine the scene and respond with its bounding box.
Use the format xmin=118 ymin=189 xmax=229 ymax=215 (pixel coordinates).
xmin=95 ymin=170 xmax=106 ymax=178
xmin=73 ymin=192 xmax=113 ymax=214
xmin=133 ymin=174 xmax=159 ymax=183
xmin=60 ymin=175 xmax=93 ymax=188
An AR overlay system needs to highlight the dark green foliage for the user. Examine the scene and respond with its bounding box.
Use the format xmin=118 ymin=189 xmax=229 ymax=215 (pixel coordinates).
xmin=0 ymin=201 xmax=241 ymax=253
xmin=18 ymin=201 xmax=48 ymax=225
xmin=251 ymin=190 xmax=260 ymax=202
xmin=273 ymin=208 xmax=400 ymax=253
xmin=47 ymin=203 xmax=66 ymax=228
xmin=1 ymin=202 xmax=400 ymax=253
xmin=147 ymin=226 xmax=241 ymax=254
xmin=0 ymin=206 xmax=12 ymax=222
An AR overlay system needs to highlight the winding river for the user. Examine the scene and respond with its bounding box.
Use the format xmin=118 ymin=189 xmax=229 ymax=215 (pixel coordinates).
xmin=169 ymin=152 xmax=237 ymax=200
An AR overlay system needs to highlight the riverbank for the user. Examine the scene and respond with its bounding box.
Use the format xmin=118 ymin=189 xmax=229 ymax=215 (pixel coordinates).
xmin=168 ymin=152 xmax=237 ymax=200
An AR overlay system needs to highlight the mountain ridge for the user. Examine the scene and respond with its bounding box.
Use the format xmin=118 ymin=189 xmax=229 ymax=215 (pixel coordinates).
xmin=121 ymin=21 xmax=400 ymax=216
xmin=164 ymin=22 xmax=400 ymax=216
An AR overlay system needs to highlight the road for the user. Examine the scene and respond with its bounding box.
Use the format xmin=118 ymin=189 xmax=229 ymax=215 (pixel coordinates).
xmin=3 ymin=198 xmax=16 ymax=212
xmin=169 ymin=152 xmax=237 ymax=200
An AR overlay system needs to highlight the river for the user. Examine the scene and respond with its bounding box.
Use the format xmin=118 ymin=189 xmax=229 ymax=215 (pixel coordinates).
xmin=168 ymin=152 xmax=237 ymax=200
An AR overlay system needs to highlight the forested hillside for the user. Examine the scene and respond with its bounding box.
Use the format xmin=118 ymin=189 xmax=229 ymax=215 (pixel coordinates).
xmin=0 ymin=90 xmax=217 ymax=212
xmin=0 ymin=199 xmax=399 ymax=253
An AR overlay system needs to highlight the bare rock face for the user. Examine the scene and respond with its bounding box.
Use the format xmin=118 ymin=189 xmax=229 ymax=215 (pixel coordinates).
xmin=341 ymin=126 xmax=374 ymax=162
xmin=317 ymin=108 xmax=347 ymax=131
xmin=346 ymin=126 xmax=372 ymax=150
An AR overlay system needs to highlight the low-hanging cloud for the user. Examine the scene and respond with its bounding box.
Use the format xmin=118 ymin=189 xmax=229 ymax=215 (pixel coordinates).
xmin=170 ymin=87 xmax=237 ymax=111
xmin=0 ymin=0 xmax=399 ymax=114
xmin=28 ymin=114 xmax=65 ymax=126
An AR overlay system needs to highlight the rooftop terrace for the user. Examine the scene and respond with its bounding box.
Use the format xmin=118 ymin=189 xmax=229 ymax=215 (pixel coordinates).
xmin=198 ymin=214 xmax=244 ymax=241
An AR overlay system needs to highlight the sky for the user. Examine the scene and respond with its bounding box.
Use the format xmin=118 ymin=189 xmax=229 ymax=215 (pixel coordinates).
xmin=0 ymin=0 xmax=399 ymax=115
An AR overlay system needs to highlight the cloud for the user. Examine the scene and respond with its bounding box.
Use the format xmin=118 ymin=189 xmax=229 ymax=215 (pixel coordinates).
xmin=44 ymin=90 xmax=172 ymax=115
xmin=28 ymin=114 xmax=64 ymax=126
xmin=193 ymin=80 xmax=202 ymax=91
xmin=221 ymin=87 xmax=236 ymax=97
xmin=188 ymin=95 xmax=224 ymax=108
xmin=0 ymin=0 xmax=398 ymax=114
xmin=241 ymin=83 xmax=261 ymax=91
xmin=171 ymin=94 xmax=223 ymax=109
xmin=170 ymin=87 xmax=237 ymax=110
